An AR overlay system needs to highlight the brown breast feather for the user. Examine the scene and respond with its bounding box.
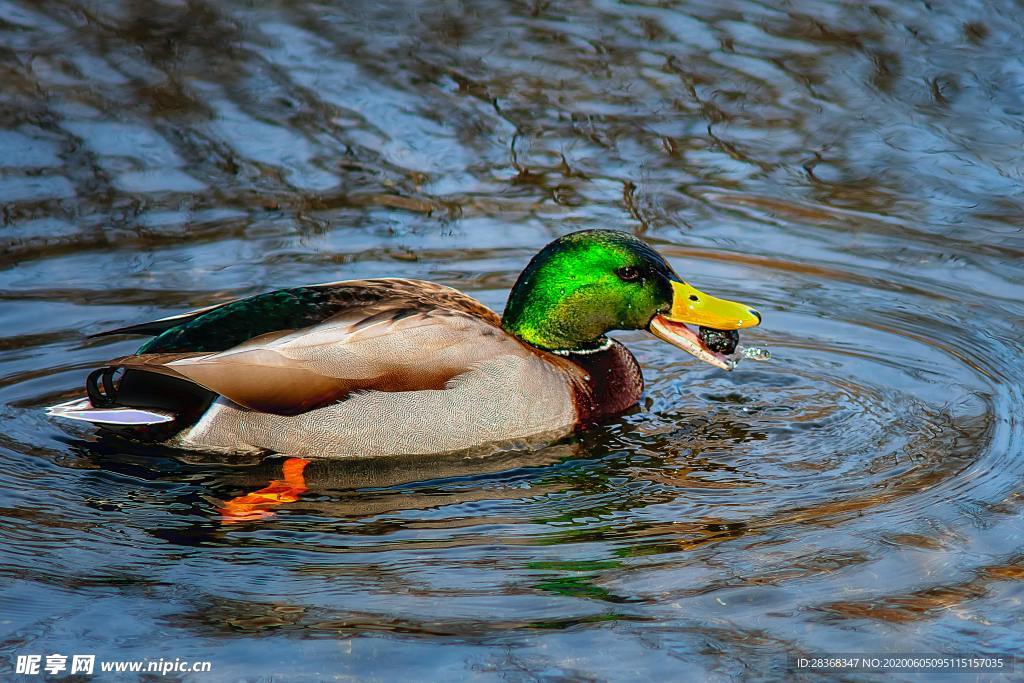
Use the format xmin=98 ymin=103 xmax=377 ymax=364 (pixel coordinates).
xmin=540 ymin=341 xmax=644 ymax=426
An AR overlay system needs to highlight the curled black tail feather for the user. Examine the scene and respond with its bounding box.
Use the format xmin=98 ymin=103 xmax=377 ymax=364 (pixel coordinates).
xmin=86 ymin=367 xmax=119 ymax=407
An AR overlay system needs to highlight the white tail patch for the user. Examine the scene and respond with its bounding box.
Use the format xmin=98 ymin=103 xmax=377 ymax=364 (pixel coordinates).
xmin=46 ymin=397 xmax=175 ymax=426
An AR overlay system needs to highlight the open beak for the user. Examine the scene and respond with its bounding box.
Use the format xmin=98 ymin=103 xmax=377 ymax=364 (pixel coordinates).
xmin=649 ymin=281 xmax=761 ymax=371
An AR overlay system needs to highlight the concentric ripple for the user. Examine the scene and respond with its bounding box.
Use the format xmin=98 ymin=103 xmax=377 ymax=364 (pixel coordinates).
xmin=1 ymin=0 xmax=1023 ymax=679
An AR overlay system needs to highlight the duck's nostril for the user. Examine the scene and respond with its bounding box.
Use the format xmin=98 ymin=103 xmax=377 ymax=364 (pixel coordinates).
xmin=749 ymin=308 xmax=762 ymax=323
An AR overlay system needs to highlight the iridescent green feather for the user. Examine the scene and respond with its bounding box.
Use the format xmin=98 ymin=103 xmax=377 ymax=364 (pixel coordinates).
xmin=138 ymin=288 xmax=346 ymax=353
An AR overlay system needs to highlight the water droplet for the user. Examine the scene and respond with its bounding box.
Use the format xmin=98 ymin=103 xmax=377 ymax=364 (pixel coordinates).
xmin=741 ymin=346 xmax=771 ymax=361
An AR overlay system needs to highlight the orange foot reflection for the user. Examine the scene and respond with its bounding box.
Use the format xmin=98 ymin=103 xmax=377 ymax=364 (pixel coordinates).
xmin=220 ymin=457 xmax=310 ymax=525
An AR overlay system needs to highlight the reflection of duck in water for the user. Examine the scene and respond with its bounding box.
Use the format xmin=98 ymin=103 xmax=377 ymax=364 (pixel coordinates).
xmin=213 ymin=411 xmax=769 ymax=525
xmin=218 ymin=444 xmax=580 ymax=524
xmin=49 ymin=230 xmax=761 ymax=459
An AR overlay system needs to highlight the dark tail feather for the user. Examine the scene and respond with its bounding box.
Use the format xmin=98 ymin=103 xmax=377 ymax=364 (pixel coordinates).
xmin=49 ymin=366 xmax=218 ymax=436
xmin=89 ymin=301 xmax=229 ymax=338
xmin=89 ymin=320 xmax=180 ymax=338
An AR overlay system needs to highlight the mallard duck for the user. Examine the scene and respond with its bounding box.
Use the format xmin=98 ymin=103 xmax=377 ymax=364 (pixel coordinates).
xmin=48 ymin=229 xmax=761 ymax=458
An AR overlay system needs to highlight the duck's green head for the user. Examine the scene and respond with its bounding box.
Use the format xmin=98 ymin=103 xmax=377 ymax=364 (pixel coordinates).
xmin=501 ymin=229 xmax=761 ymax=369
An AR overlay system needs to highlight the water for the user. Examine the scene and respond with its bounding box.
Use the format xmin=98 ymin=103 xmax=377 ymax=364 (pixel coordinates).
xmin=2 ymin=0 xmax=1023 ymax=679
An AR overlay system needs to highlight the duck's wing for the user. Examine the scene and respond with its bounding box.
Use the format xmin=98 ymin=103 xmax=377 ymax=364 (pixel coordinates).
xmin=94 ymin=278 xmax=499 ymax=354
xmin=96 ymin=279 xmax=531 ymax=416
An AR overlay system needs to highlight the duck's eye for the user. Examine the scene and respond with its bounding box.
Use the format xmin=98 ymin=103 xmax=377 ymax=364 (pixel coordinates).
xmin=616 ymin=266 xmax=641 ymax=282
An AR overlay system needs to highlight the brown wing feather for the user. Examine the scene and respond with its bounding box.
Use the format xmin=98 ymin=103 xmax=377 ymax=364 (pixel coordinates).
xmin=103 ymin=280 xmax=527 ymax=416
xmin=107 ymin=352 xmax=208 ymax=381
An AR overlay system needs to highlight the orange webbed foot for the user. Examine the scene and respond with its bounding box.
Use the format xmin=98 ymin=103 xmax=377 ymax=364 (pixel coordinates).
xmin=220 ymin=457 xmax=310 ymax=525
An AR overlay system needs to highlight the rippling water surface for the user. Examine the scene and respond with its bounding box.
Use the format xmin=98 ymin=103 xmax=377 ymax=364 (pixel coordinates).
xmin=2 ymin=0 xmax=1023 ymax=679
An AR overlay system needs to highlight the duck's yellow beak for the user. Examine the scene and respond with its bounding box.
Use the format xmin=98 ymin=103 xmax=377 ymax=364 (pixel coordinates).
xmin=664 ymin=281 xmax=761 ymax=330
xmin=649 ymin=281 xmax=761 ymax=371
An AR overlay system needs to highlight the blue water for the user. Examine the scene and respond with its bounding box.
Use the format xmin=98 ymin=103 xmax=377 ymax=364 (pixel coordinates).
xmin=1 ymin=0 xmax=1023 ymax=680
